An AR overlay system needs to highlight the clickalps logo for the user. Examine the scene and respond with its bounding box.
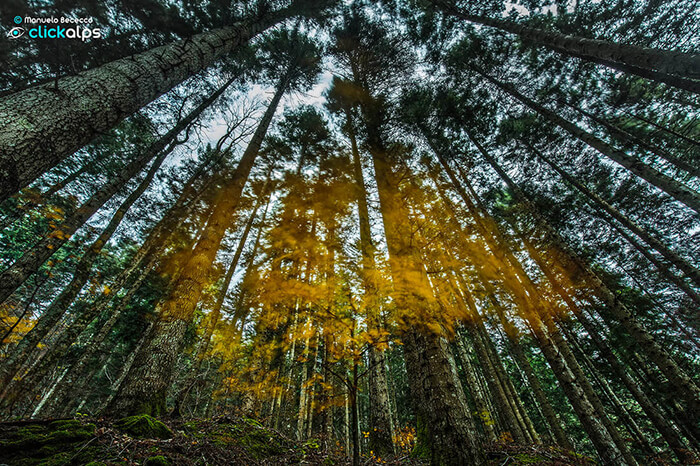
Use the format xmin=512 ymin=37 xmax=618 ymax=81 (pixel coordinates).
xmin=7 ymin=15 xmax=102 ymax=41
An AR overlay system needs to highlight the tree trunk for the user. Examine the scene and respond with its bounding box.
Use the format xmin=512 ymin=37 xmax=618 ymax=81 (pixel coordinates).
xmin=454 ymin=156 xmax=638 ymax=464
xmin=527 ymin=143 xmax=700 ymax=289
xmin=0 ymin=132 xmax=181 ymax=397
xmin=43 ymin=154 xmax=222 ymax=409
xmin=347 ymin=110 xmax=395 ymax=457
xmin=172 ymin=187 xmax=269 ymax=418
xmin=0 ymin=7 xmax=295 ymax=201
xmin=455 ymin=287 xmax=526 ymax=443
xmin=611 ymin=222 xmax=700 ymax=318
xmin=431 ymin=0 xmax=700 ymax=92
xmin=367 ymin=131 xmax=485 ymax=463
xmin=437 ymin=184 xmax=571 ymax=448
xmin=568 ymin=103 xmax=700 ymax=178
xmin=105 ymin=71 xmax=290 ymax=417
xmin=560 ymin=321 xmax=656 ymax=459
xmin=0 ymin=75 xmax=236 ymax=307
xmin=427 ymin=144 xmax=628 ymax=463
xmin=49 ymin=257 xmax=159 ymax=417
xmin=473 ymin=67 xmax=700 ymax=214
xmin=454 ymin=334 xmax=498 ymax=441
xmin=96 ymin=323 xmax=153 ymax=414
xmin=491 ymin=297 xmax=572 ymax=448
xmin=467 ymin=137 xmax=700 ymax=417
xmin=518 ymin=229 xmax=693 ymax=461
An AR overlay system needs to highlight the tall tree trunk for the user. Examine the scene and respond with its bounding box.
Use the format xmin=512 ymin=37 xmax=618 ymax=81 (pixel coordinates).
xmin=297 ymin=323 xmax=314 ymax=440
xmin=431 ymin=0 xmax=700 ymax=92
xmin=449 ymin=280 xmax=526 ymax=443
xmin=608 ymin=222 xmax=700 ymax=317
xmin=472 ymin=67 xmax=700 ymax=214
xmin=454 ymin=334 xmax=498 ymax=441
xmin=560 ymin=321 xmax=657 ymax=459
xmin=49 ymin=258 xmax=159 ymax=418
xmin=567 ymin=103 xmax=700 ymax=178
xmin=518 ymin=228 xmax=694 ymax=461
xmin=528 ymin=144 xmax=700 ymax=289
xmin=466 ymin=136 xmax=700 ymax=417
xmin=172 ymin=185 xmax=270 ymax=418
xmin=427 ymin=143 xmax=629 ymax=463
xmin=478 ymin=321 xmax=539 ymax=443
xmin=96 ymin=323 xmax=154 ymax=414
xmin=105 ymin=71 xmax=290 ymax=417
xmin=489 ymin=295 xmax=572 ymax=448
xmin=347 ymin=110 xmax=395 ymax=457
xmin=436 ymin=185 xmax=571 ymax=448
xmin=0 ymin=129 xmax=183 ymax=397
xmin=42 ymin=161 xmax=92 ymax=198
xmin=0 ymin=6 xmax=298 ymax=201
xmin=0 ymin=75 xmax=237 ymax=307
xmin=455 ymin=157 xmax=639 ymax=465
xmin=367 ymin=130 xmax=485 ymax=463
xmin=46 ymin=151 xmax=224 ymax=403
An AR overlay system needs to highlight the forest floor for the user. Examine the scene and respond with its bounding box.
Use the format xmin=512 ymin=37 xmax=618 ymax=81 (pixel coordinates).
xmin=0 ymin=414 xmax=596 ymax=465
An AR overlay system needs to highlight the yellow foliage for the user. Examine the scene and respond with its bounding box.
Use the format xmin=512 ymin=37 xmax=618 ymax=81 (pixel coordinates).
xmin=0 ymin=306 xmax=36 ymax=346
xmin=393 ymin=426 xmax=417 ymax=455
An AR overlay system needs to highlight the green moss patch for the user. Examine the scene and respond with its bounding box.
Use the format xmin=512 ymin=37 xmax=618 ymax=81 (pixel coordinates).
xmin=209 ymin=418 xmax=290 ymax=459
xmin=0 ymin=419 xmax=99 ymax=465
xmin=143 ymin=455 xmax=171 ymax=465
xmin=114 ymin=414 xmax=173 ymax=439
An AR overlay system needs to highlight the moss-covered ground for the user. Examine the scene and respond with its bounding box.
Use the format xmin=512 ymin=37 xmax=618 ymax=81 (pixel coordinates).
xmin=0 ymin=415 xmax=595 ymax=465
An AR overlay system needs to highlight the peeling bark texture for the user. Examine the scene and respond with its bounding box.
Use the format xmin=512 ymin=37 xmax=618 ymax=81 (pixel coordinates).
xmin=431 ymin=0 xmax=700 ymax=92
xmin=0 ymin=75 xmax=236 ymax=307
xmin=474 ymin=67 xmax=700 ymax=214
xmin=106 ymin=72 xmax=289 ymax=417
xmin=0 ymin=8 xmax=292 ymax=202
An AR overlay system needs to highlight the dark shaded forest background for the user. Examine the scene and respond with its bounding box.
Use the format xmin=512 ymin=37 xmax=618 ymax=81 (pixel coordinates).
xmin=0 ymin=0 xmax=698 ymax=464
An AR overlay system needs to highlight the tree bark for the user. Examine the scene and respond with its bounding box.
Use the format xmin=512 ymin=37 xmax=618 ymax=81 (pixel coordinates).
xmin=0 ymin=7 xmax=295 ymax=201
xmin=367 ymin=131 xmax=485 ymax=464
xmin=454 ymin=334 xmax=498 ymax=441
xmin=568 ymin=104 xmax=700 ymax=178
xmin=520 ymin=231 xmax=693 ymax=461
